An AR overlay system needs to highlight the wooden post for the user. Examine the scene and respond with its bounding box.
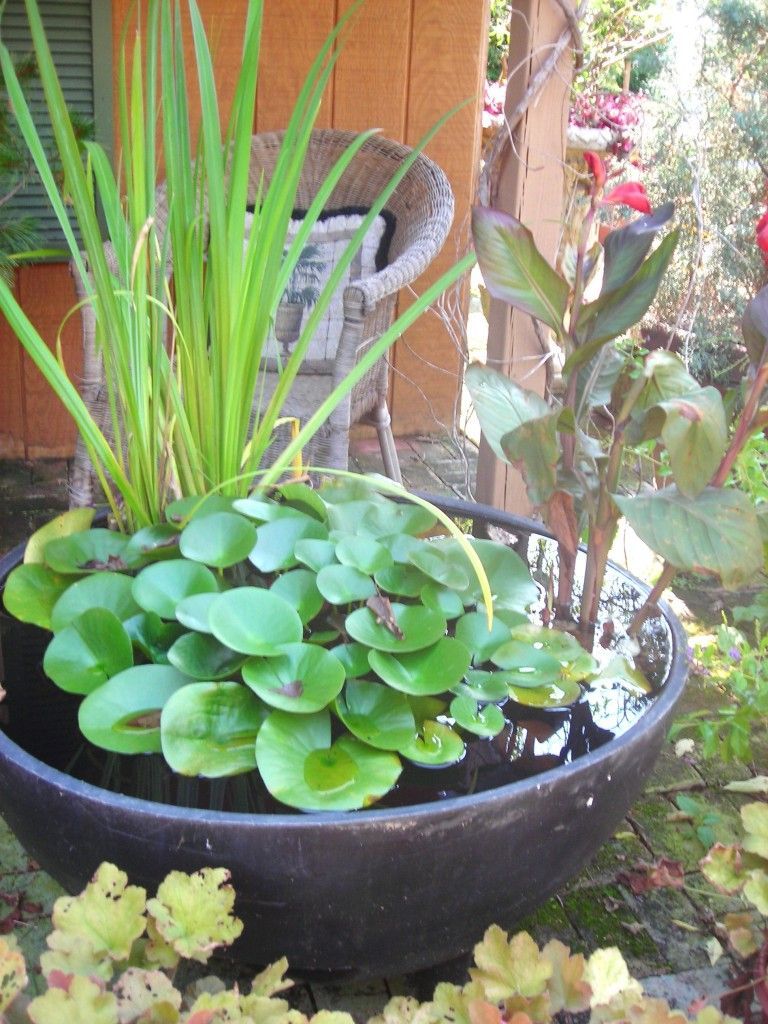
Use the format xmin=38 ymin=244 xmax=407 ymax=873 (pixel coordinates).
xmin=475 ymin=0 xmax=575 ymax=513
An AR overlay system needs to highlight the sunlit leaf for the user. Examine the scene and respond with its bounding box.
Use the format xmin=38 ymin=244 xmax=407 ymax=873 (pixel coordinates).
xmin=167 ymin=632 xmax=247 ymax=680
xmin=242 ymin=643 xmax=345 ymax=712
xmin=44 ymin=529 xmax=132 ymax=575
xmin=450 ymin=694 xmax=504 ymax=737
xmin=23 ymin=508 xmax=94 ymax=565
xmin=132 ymin=560 xmax=219 ymax=620
xmin=2 ymin=562 xmax=72 ymax=630
xmin=270 ymin=568 xmax=325 ymax=624
xmin=369 ymin=637 xmax=471 ymax=695
xmin=208 ymin=587 xmax=303 ymax=655
xmin=316 ymin=563 xmax=376 ymax=604
xmin=465 ymin=363 xmax=550 ymax=465
xmin=249 ymin=514 xmax=327 ymax=572
xmin=146 ymin=868 xmax=243 ymax=963
xmin=346 ymin=603 xmax=447 ymax=653
xmin=398 ymin=719 xmax=465 ymax=766
xmin=43 ymin=608 xmax=133 ymax=694
xmin=51 ymin=573 xmax=140 ymax=632
xmin=335 ymin=680 xmax=416 ymax=750
xmin=179 ymin=511 xmax=257 ymax=568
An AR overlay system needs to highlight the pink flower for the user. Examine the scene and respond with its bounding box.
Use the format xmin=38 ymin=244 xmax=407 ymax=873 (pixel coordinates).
xmin=583 ymin=151 xmax=606 ymax=189
xmin=603 ymin=181 xmax=652 ymax=214
xmin=756 ymin=208 xmax=768 ymax=266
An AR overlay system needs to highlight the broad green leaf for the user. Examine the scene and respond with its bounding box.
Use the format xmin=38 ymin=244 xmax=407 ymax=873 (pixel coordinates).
xmin=51 ymin=573 xmax=140 ymax=632
xmin=591 ymin=655 xmax=651 ymax=694
xmin=373 ymin=562 xmax=432 ymax=597
xmin=369 ymin=636 xmax=471 ymax=695
xmin=742 ymin=284 xmax=768 ymax=366
xmin=450 ymin=694 xmax=504 ymax=737
xmin=242 ymin=643 xmax=345 ymax=712
xmin=78 ymin=665 xmax=192 ymax=754
xmin=124 ymin=613 xmax=185 ymax=664
xmin=175 ymin=592 xmax=218 ymax=633
xmin=472 ymin=206 xmax=569 ymax=336
xmin=167 ymin=632 xmax=247 ymax=680
xmin=501 ymin=411 xmax=560 ymax=506
xmin=407 ymin=543 xmax=469 ymax=589
xmin=637 ymin=350 xmax=700 ymax=410
xmin=576 ymin=343 xmax=624 ymax=409
xmin=455 ymin=671 xmax=510 ymax=702
xmin=398 ymin=720 xmax=465 ymax=766
xmin=362 ymin=500 xmax=437 ymax=538
xmin=335 ymin=680 xmax=416 ymax=750
xmin=275 ymin=481 xmax=329 ymax=522
xmin=509 ymin=679 xmax=582 ymax=708
xmin=41 ymin=863 xmax=146 ymax=982
xmin=23 ymin=508 xmax=94 ymax=565
xmin=567 ymin=230 xmax=679 ymax=373
xmin=420 ymin=582 xmax=466 ymax=619
xmin=600 ymin=202 xmax=674 ymax=296
xmin=124 ymin=524 xmax=180 ymax=563
xmin=146 ymin=868 xmax=243 ymax=963
xmin=454 ymin=612 xmax=512 ymax=664
xmin=255 ymin=710 xmax=401 ymax=811
xmin=165 ymin=495 xmax=236 ymax=524
xmin=132 ymin=560 xmax=219 ymax=620
xmin=249 ymin=514 xmax=327 ymax=572
xmin=330 ymin=641 xmax=371 ymax=679
xmin=208 ymin=588 xmax=303 ymax=655
xmin=316 ymin=563 xmax=376 ymax=604
xmin=294 ymin=537 xmax=338 ymax=572
xmin=465 ymin=363 xmax=550 ymax=464
xmin=490 ymin=641 xmax=563 ymax=685
xmin=44 ymin=529 xmax=132 ymax=575
xmin=335 ymin=535 xmax=393 ymax=574
xmin=346 ymin=603 xmax=447 ymax=653
xmin=161 ymin=682 xmax=266 ymax=777
xmin=2 ymin=562 xmax=72 ymax=629
xmin=270 ymin=568 xmax=325 ymax=624
xmin=179 ymin=511 xmax=257 ymax=568
xmin=434 ymin=536 xmax=537 ymax=613
xmin=504 ymin=624 xmax=597 ymax=679
xmin=645 ymin=388 xmax=727 ymax=498
xmin=43 ymin=608 xmax=134 ymax=694
xmin=614 ymin=486 xmax=763 ymax=588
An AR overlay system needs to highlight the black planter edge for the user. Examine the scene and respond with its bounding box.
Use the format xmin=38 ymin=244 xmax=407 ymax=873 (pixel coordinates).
xmin=0 ymin=496 xmax=689 ymax=830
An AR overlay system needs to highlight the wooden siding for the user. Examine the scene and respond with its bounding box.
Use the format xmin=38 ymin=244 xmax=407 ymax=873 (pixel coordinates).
xmin=0 ymin=0 xmax=488 ymax=458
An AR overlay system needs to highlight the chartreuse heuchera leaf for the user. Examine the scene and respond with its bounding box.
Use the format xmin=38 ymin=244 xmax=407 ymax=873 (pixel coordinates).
xmin=146 ymin=868 xmax=243 ymax=963
xmin=4 ymin=483 xmax=653 ymax=812
xmin=0 ymin=937 xmax=26 ymax=1013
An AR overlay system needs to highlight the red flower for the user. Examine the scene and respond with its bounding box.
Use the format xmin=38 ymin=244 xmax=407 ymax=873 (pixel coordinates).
xmin=583 ymin=151 xmax=606 ymax=189
xmin=756 ymin=209 xmax=768 ymax=266
xmin=603 ymin=181 xmax=652 ymax=214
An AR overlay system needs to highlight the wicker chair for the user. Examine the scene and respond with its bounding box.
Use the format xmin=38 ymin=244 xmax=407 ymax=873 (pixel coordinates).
xmin=69 ymin=129 xmax=454 ymax=506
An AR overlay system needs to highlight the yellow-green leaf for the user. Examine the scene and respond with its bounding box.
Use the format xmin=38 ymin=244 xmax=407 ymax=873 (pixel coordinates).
xmin=146 ymin=868 xmax=243 ymax=964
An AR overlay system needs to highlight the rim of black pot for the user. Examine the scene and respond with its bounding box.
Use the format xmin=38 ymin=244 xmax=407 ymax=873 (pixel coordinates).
xmin=0 ymin=495 xmax=689 ymax=829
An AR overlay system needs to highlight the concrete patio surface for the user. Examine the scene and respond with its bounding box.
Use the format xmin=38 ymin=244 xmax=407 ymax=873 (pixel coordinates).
xmin=0 ymin=445 xmax=759 ymax=1016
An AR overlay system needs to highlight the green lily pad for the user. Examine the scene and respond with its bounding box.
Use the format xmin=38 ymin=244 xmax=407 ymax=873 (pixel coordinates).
xmin=408 ymin=695 xmax=448 ymax=725
xmin=168 ymin=632 xmax=247 ymax=680
xmin=255 ymin=710 xmax=401 ymax=811
xmin=346 ymin=603 xmax=447 ymax=653
xmin=165 ymin=494 xmax=236 ymax=524
xmin=51 ymin=573 xmax=140 ymax=632
xmin=335 ymin=680 xmax=416 ymax=750
xmin=490 ymin=641 xmax=564 ymax=686
xmin=335 ymin=535 xmax=393 ymax=575
xmin=208 ymin=588 xmax=303 ymax=656
xmin=2 ymin=563 xmax=72 ymax=630
xmin=385 ymin=533 xmax=424 ymax=562
xmin=592 ymin=655 xmax=652 ymax=694
xmin=420 ymin=582 xmax=466 ymax=619
xmin=325 ymin=498 xmax=382 ymax=535
xmin=373 ymin=563 xmax=432 ymax=597
xmin=450 ymin=694 xmax=505 ymax=737
xmin=175 ymin=592 xmax=218 ymax=633
xmin=132 ymin=560 xmax=219 ymax=620
xmin=508 ymin=678 xmax=582 ymax=708
xmin=124 ymin=613 xmax=185 ymax=664
xmin=44 ymin=529 xmax=132 ymax=574
xmin=242 ymin=643 xmax=345 ymax=713
xmin=270 ymin=569 xmax=324 ymax=624
xmin=398 ymin=720 xmax=465 ymax=767
xmin=455 ymin=612 xmax=513 ymax=664
xmin=436 ymin=537 xmax=538 ymax=612
xmin=161 ymin=682 xmax=267 ymax=777
xmin=294 ymin=538 xmax=338 ymax=572
xmin=179 ymin=512 xmax=257 ymax=568
xmin=274 ymin=482 xmax=328 ymax=522
xmin=124 ymin=524 xmax=180 ymax=563
xmin=43 ymin=608 xmax=133 ymax=695
xmin=23 ymin=508 xmax=95 ymax=564
xmin=316 ymin=564 xmax=376 ymax=605
xmin=407 ymin=543 xmax=469 ymax=590
xmin=368 ymin=636 xmax=471 ymax=695
xmin=249 ymin=515 xmax=327 ymax=573
xmin=79 ymin=665 xmax=192 ymax=754
xmin=363 ymin=500 xmax=437 ymax=537
xmin=330 ymin=642 xmax=371 ymax=679
xmin=508 ymin=624 xmax=597 ymax=679
xmin=455 ymin=670 xmax=510 ymax=703
xmin=231 ymin=497 xmax=285 ymax=522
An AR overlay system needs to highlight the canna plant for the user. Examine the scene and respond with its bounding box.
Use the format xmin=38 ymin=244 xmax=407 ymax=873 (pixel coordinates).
xmin=468 ymin=152 xmax=768 ymax=642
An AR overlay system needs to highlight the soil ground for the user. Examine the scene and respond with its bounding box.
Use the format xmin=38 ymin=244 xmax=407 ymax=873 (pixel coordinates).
xmin=0 ymin=446 xmax=764 ymax=1017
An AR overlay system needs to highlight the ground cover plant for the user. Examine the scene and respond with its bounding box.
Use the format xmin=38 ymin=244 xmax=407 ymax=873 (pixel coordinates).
xmin=0 ymin=860 xmax=743 ymax=1024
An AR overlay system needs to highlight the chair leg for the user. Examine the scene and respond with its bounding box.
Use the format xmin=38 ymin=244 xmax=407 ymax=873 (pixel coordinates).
xmin=370 ymin=399 xmax=402 ymax=484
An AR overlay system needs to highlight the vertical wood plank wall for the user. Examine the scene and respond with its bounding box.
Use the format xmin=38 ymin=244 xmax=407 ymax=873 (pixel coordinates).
xmin=0 ymin=0 xmax=488 ymax=459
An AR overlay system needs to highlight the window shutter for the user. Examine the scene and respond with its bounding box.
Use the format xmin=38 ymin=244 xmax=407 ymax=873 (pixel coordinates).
xmin=1 ymin=0 xmax=95 ymax=248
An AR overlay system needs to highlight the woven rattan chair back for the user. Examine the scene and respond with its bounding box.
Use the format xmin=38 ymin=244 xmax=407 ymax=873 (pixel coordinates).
xmin=69 ymin=129 xmax=454 ymax=507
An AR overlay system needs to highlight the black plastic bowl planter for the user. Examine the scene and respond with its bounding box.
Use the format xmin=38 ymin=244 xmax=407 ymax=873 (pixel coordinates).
xmin=0 ymin=497 xmax=688 ymax=979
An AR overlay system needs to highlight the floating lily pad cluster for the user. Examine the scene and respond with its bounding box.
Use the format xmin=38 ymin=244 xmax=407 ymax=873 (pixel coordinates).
xmin=5 ymin=483 xmax=618 ymax=812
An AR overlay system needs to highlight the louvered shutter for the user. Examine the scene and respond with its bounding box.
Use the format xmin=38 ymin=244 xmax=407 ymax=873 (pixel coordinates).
xmin=1 ymin=0 xmax=95 ymax=248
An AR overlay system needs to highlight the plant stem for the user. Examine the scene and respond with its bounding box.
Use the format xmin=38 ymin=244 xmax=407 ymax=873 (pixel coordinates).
xmin=711 ymin=359 xmax=768 ymax=487
xmin=627 ymin=561 xmax=677 ymax=637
